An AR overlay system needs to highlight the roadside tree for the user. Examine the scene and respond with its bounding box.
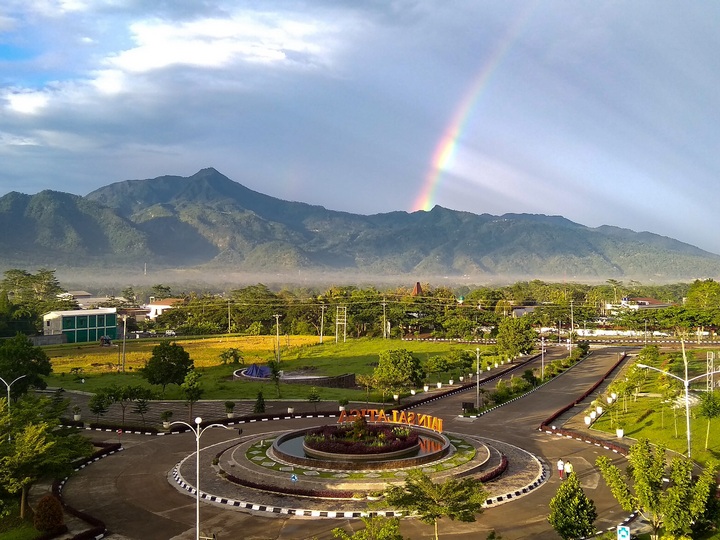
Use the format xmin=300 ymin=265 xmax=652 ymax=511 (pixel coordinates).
xmin=385 ymin=470 xmax=486 ymax=540
xmin=374 ymin=349 xmax=424 ymax=397
xmin=496 ymin=316 xmax=536 ymax=361
xmin=547 ymin=472 xmax=597 ymax=539
xmin=596 ymin=438 xmax=718 ymax=539
xmin=0 ymin=395 xmax=92 ymax=518
xmin=180 ymin=370 xmax=203 ymax=420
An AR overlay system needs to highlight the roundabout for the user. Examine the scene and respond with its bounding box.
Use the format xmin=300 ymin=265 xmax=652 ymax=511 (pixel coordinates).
xmin=60 ymin=346 xmax=633 ymax=539
xmin=169 ymin=412 xmax=547 ymax=516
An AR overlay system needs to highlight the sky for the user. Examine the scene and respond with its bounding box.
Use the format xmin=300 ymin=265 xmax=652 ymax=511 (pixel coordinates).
xmin=2 ymin=1 xmax=720 ymax=254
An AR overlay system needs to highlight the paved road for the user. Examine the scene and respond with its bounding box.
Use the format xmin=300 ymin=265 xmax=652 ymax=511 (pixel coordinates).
xmin=59 ymin=346 xmax=636 ymax=540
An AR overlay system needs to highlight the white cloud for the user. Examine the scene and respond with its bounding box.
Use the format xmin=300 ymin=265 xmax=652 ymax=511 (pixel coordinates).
xmin=104 ymin=12 xmax=337 ymax=74
xmin=5 ymin=91 xmax=49 ymax=114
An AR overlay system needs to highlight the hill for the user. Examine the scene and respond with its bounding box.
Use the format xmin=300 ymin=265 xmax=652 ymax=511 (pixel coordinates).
xmin=0 ymin=167 xmax=717 ymax=281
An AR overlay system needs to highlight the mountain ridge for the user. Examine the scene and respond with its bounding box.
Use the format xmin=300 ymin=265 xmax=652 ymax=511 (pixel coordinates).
xmin=0 ymin=167 xmax=717 ymax=281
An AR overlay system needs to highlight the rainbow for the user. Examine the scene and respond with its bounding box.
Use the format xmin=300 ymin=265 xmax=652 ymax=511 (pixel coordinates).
xmin=412 ymin=8 xmax=534 ymax=212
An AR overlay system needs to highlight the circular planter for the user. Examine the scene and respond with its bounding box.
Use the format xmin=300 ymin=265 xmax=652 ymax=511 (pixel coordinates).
xmin=272 ymin=426 xmax=450 ymax=471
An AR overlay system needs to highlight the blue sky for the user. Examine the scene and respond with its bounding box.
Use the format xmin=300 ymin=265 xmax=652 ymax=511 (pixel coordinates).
xmin=2 ymin=1 xmax=720 ymax=254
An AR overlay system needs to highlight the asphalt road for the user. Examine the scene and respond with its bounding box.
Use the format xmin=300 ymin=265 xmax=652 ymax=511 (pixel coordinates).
xmin=60 ymin=346 xmax=636 ymax=540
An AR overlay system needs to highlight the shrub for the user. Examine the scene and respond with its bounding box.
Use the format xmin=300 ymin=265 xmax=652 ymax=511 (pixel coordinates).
xmin=253 ymin=390 xmax=266 ymax=413
xmin=34 ymin=494 xmax=65 ymax=533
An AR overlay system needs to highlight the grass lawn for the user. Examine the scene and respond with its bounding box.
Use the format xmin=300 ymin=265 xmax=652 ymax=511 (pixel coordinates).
xmin=0 ymin=500 xmax=39 ymax=540
xmin=586 ymin=351 xmax=720 ymax=467
xmin=42 ymin=337 xmax=500 ymax=401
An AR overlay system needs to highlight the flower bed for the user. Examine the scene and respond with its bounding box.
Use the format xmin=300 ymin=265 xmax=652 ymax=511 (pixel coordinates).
xmin=304 ymin=421 xmax=419 ymax=455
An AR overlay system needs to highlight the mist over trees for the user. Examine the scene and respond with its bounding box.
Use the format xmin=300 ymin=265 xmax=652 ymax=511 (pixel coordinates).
xmin=4 ymin=268 xmax=720 ymax=342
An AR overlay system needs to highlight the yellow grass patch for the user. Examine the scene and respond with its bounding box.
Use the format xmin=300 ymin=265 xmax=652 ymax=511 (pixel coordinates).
xmin=45 ymin=335 xmax=318 ymax=373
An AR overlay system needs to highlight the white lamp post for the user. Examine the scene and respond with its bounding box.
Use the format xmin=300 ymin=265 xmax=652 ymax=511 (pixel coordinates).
xmin=540 ymin=337 xmax=545 ymax=381
xmin=475 ymin=347 xmax=480 ymax=409
xmin=171 ymin=417 xmax=231 ymax=540
xmin=0 ymin=374 xmax=27 ymax=413
xmin=636 ymin=363 xmax=720 ymax=460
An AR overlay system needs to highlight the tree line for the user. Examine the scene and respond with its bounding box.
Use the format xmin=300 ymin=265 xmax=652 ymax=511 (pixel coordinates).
xmin=5 ymin=269 xmax=720 ymax=341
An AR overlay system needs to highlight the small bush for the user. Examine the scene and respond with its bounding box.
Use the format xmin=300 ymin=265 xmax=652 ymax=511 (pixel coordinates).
xmin=34 ymin=494 xmax=65 ymax=532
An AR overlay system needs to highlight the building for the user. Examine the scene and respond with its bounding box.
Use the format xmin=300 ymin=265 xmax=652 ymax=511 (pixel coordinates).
xmin=43 ymin=308 xmax=118 ymax=344
xmin=145 ymin=298 xmax=185 ymax=319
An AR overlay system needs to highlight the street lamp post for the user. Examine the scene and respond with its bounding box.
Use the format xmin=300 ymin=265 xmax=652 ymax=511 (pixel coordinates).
xmin=171 ymin=417 xmax=231 ymax=540
xmin=475 ymin=347 xmax=480 ymax=409
xmin=637 ymin=363 xmax=720 ymax=460
xmin=121 ymin=315 xmax=127 ymax=373
xmin=540 ymin=337 xmax=545 ymax=382
xmin=0 ymin=374 xmax=27 ymax=413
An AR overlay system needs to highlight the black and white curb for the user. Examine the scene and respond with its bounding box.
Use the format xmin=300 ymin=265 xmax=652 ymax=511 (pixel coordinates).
xmin=170 ymin=466 xmax=401 ymax=518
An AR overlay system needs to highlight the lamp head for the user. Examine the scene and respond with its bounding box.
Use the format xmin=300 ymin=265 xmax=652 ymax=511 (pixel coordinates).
xmin=195 ymin=417 xmax=202 ymax=425
xmin=637 ymin=363 xmax=648 ymax=368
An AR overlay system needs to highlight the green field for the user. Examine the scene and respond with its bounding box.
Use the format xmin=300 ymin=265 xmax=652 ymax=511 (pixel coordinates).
xmin=43 ymin=336 xmax=501 ymax=401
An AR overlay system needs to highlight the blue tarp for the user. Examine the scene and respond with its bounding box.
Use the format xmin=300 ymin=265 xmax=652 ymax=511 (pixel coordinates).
xmin=245 ymin=364 xmax=271 ymax=378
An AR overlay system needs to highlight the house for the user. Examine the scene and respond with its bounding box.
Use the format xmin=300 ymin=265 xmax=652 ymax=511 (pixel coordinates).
xmin=43 ymin=308 xmax=118 ymax=344
xmin=145 ymin=298 xmax=185 ymax=319
xmin=605 ymin=296 xmax=674 ymax=314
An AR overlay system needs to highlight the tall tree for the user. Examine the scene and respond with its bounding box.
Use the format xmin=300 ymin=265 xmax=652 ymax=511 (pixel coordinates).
xmin=496 ymin=316 xmax=536 ymax=361
xmin=547 ymin=472 xmax=597 ymax=539
xmin=0 ymin=396 xmax=92 ymax=518
xmin=385 ymin=470 xmax=486 ymax=540
xmin=373 ymin=349 xmax=424 ymax=395
xmin=596 ymin=438 xmax=718 ymax=538
xmin=0 ymin=334 xmax=52 ymax=400
xmin=698 ymin=390 xmax=720 ymax=450
xmin=180 ymin=370 xmax=203 ymax=420
xmin=141 ymin=341 xmax=193 ymax=395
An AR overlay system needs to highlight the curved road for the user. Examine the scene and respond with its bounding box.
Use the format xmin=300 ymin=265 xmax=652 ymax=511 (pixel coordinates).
xmin=61 ymin=346 xmax=634 ymax=539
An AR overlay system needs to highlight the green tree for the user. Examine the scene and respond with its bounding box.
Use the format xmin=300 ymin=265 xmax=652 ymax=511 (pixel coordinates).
xmin=307 ymin=386 xmax=321 ymax=412
xmin=132 ymin=395 xmax=152 ymax=428
xmin=685 ymin=278 xmax=720 ymax=310
xmin=267 ymin=358 xmax=282 ymax=398
xmin=385 ymin=470 xmax=486 ymax=540
xmin=103 ymin=384 xmax=150 ymax=427
xmin=698 ymin=389 xmax=720 ymax=450
xmin=332 ymin=514 xmax=405 ymax=540
xmin=374 ymin=349 xmax=424 ymax=397
xmin=141 ymin=341 xmax=193 ymax=395
xmin=0 ymin=334 xmax=52 ymax=400
xmin=0 ymin=396 xmax=92 ymax=519
xmin=219 ymin=347 xmax=243 ymax=365
xmin=547 ymin=472 xmax=597 ymax=539
xmin=180 ymin=370 xmax=203 ymax=420
xmin=253 ymin=390 xmax=266 ymax=413
xmin=88 ymin=392 xmax=110 ymax=424
xmin=496 ymin=316 xmax=536 ymax=361
xmin=596 ymin=438 xmax=718 ymax=539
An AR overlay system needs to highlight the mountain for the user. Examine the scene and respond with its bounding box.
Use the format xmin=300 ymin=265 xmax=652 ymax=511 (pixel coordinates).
xmin=0 ymin=167 xmax=718 ymax=281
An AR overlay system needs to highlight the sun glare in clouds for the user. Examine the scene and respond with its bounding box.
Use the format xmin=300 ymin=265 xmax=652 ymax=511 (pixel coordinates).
xmin=105 ymin=14 xmax=331 ymax=73
xmin=6 ymin=91 xmax=48 ymax=114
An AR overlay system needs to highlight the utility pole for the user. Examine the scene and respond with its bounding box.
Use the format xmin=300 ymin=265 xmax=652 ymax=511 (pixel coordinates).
xmin=382 ymin=298 xmax=387 ymax=339
xmin=319 ymin=305 xmax=325 ymax=344
xmin=227 ymin=299 xmax=231 ymax=334
xmin=273 ymin=314 xmax=281 ymax=362
xmin=569 ymin=300 xmax=574 ymax=349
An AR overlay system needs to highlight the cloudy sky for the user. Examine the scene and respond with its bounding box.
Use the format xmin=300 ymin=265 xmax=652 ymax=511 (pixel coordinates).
xmin=2 ymin=1 xmax=720 ymax=254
